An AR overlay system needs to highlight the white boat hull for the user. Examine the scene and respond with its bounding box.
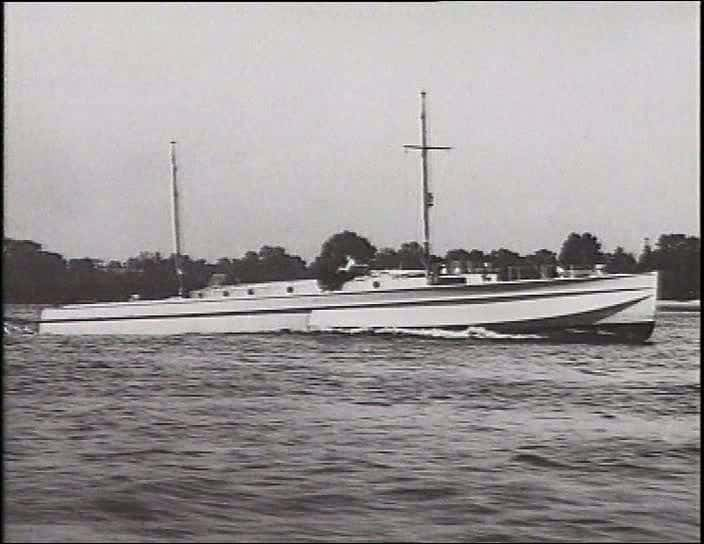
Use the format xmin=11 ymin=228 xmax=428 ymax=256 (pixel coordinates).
xmin=38 ymin=272 xmax=658 ymax=342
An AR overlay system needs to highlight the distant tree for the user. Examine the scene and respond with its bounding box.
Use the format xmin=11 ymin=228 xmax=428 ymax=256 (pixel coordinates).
xmin=6 ymin=230 xmax=697 ymax=304
xmin=179 ymin=255 xmax=213 ymax=294
xmin=233 ymin=251 xmax=262 ymax=283
xmin=39 ymin=251 xmax=71 ymax=300
xmin=527 ymin=249 xmax=557 ymax=266
xmin=67 ymin=258 xmax=100 ymax=301
xmin=215 ymin=257 xmax=235 ymax=282
xmin=3 ymin=239 xmax=71 ymax=303
xmin=397 ymin=241 xmax=425 ymax=269
xmin=255 ymin=245 xmax=308 ymax=282
xmin=372 ymin=247 xmax=401 ymax=269
xmin=315 ymin=230 xmax=377 ymax=290
xmin=558 ymin=232 xmax=605 ymax=268
xmin=636 ymin=238 xmax=657 ymax=272
xmin=445 ymin=249 xmax=472 ymax=262
xmin=488 ymin=248 xmax=521 ymax=267
xmin=654 ymin=234 xmax=700 ymax=300
xmin=126 ymin=256 xmax=143 ymax=273
xmin=106 ymin=260 xmax=125 ymax=273
xmin=488 ymin=248 xmax=523 ymax=280
xmin=525 ymin=249 xmax=558 ymax=278
xmin=441 ymin=249 xmax=470 ymax=273
xmin=466 ymin=249 xmax=487 ymax=270
xmin=604 ymin=247 xmax=638 ymax=274
xmin=258 ymin=246 xmax=284 ymax=260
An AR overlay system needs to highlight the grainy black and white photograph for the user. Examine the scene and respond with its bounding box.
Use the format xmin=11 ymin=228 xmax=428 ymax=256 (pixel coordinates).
xmin=3 ymin=2 xmax=700 ymax=542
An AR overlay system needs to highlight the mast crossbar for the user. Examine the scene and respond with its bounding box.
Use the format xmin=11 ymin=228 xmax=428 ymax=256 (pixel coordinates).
xmin=403 ymin=145 xmax=453 ymax=150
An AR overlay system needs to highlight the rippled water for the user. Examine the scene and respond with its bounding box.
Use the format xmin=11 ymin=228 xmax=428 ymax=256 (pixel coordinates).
xmin=3 ymin=306 xmax=700 ymax=542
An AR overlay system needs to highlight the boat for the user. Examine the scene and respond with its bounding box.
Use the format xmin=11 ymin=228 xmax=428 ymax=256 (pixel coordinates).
xmin=38 ymin=92 xmax=658 ymax=341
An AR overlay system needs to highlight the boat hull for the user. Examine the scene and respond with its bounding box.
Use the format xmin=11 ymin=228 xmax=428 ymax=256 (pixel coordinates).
xmin=38 ymin=272 xmax=658 ymax=342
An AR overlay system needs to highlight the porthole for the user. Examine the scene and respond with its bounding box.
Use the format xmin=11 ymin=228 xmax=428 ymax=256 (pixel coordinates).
xmin=247 ymin=288 xmax=255 ymax=295
xmin=286 ymin=286 xmax=294 ymax=293
xmin=373 ymin=281 xmax=381 ymax=288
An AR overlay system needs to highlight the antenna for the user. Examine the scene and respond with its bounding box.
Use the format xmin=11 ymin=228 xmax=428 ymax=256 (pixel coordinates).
xmin=403 ymin=91 xmax=452 ymax=284
xmin=170 ymin=140 xmax=184 ymax=297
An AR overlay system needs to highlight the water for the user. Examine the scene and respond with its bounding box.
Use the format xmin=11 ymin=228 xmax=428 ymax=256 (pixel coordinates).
xmin=3 ymin=306 xmax=700 ymax=542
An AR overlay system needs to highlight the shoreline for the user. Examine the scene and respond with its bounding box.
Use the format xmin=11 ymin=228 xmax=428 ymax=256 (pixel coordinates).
xmin=657 ymin=299 xmax=700 ymax=312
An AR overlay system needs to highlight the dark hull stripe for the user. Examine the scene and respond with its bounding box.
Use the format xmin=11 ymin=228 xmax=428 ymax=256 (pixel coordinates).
xmin=40 ymin=287 xmax=652 ymax=324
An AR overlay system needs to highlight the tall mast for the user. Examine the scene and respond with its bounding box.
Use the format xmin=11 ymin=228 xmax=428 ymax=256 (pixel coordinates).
xmin=170 ymin=140 xmax=184 ymax=297
xmin=404 ymin=91 xmax=451 ymax=283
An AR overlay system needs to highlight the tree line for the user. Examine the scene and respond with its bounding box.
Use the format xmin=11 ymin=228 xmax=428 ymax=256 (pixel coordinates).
xmin=2 ymin=231 xmax=699 ymax=304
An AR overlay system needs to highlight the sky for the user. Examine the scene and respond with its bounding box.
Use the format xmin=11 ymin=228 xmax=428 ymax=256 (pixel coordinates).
xmin=4 ymin=2 xmax=700 ymax=264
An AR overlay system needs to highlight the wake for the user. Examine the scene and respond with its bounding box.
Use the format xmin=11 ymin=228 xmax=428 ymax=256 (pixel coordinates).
xmin=316 ymin=326 xmax=545 ymax=340
xmin=3 ymin=319 xmax=37 ymax=336
xmin=2 ymin=321 xmax=545 ymax=341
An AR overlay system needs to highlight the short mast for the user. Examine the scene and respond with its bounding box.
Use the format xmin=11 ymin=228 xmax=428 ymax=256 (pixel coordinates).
xmin=404 ymin=91 xmax=452 ymax=283
xmin=169 ymin=140 xmax=184 ymax=297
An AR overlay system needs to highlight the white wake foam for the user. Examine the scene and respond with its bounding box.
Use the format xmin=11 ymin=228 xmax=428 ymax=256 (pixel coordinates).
xmin=316 ymin=326 xmax=544 ymax=340
xmin=3 ymin=322 xmax=36 ymax=336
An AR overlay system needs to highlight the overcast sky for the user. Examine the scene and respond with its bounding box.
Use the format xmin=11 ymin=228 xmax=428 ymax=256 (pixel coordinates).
xmin=4 ymin=2 xmax=700 ymax=263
